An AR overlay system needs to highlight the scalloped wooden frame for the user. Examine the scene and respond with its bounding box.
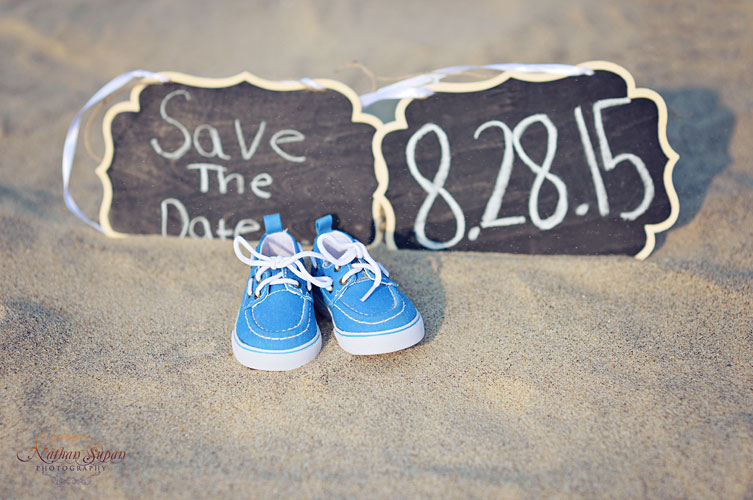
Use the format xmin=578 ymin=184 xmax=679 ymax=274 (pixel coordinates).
xmin=370 ymin=61 xmax=680 ymax=259
xmin=95 ymin=71 xmax=385 ymax=244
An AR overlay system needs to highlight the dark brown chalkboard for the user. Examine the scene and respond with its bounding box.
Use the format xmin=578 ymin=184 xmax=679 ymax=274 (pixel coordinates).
xmin=375 ymin=62 xmax=679 ymax=258
xmin=95 ymin=72 xmax=382 ymax=245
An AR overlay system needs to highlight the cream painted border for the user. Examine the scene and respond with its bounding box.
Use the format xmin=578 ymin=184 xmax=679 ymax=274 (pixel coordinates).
xmin=95 ymin=71 xmax=385 ymax=244
xmin=374 ymin=61 xmax=680 ymax=259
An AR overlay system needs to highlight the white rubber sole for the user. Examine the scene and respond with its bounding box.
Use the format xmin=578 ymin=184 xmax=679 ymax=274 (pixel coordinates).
xmin=330 ymin=312 xmax=425 ymax=355
xmin=231 ymin=327 xmax=321 ymax=371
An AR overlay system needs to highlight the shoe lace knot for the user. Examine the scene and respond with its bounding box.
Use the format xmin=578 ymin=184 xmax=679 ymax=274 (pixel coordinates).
xmin=317 ymin=234 xmax=390 ymax=302
xmin=234 ymin=236 xmax=332 ymax=297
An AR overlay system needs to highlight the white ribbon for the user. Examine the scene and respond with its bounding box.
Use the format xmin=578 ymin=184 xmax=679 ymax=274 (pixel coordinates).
xmin=282 ymin=77 xmax=325 ymax=90
xmin=62 ymin=70 xmax=170 ymax=233
xmin=359 ymin=63 xmax=594 ymax=108
xmin=64 ymin=72 xmax=329 ymax=233
xmin=63 ymin=67 xmax=592 ymax=232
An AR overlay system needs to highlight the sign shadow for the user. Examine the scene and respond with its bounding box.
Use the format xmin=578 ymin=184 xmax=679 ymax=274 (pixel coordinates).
xmin=655 ymin=88 xmax=735 ymax=248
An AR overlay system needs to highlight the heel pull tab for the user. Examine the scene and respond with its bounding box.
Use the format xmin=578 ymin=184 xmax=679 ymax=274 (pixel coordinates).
xmin=263 ymin=213 xmax=283 ymax=233
xmin=315 ymin=215 xmax=333 ymax=235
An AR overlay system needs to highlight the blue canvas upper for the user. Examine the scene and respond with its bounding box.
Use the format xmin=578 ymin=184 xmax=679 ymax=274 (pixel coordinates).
xmin=234 ymin=214 xmax=319 ymax=351
xmin=311 ymin=215 xmax=419 ymax=334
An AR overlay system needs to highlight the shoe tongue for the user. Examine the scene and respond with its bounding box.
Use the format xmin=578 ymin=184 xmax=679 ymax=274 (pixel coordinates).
xmin=258 ymin=231 xmax=300 ymax=293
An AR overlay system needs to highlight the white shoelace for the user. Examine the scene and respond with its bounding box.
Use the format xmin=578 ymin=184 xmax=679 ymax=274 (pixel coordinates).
xmin=234 ymin=236 xmax=332 ymax=298
xmin=316 ymin=234 xmax=390 ymax=302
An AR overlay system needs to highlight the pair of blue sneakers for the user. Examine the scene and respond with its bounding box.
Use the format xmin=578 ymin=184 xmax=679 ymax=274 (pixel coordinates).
xmin=231 ymin=213 xmax=425 ymax=371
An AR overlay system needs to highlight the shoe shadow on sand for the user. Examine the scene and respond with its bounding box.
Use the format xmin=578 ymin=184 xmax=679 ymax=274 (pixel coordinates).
xmin=655 ymin=88 xmax=735 ymax=248
xmin=313 ymin=247 xmax=445 ymax=352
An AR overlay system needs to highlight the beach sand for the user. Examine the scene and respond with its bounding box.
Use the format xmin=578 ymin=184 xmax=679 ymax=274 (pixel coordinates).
xmin=1 ymin=0 xmax=752 ymax=498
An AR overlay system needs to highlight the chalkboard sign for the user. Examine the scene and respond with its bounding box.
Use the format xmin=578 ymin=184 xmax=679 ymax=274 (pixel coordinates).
xmin=375 ymin=61 xmax=679 ymax=258
xmin=95 ymin=72 xmax=382 ymax=245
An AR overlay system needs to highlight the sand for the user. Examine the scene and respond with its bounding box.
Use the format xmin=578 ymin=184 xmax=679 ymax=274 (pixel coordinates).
xmin=1 ymin=0 xmax=752 ymax=498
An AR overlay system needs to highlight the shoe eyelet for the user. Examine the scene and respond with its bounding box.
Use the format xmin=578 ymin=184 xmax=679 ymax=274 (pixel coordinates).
xmin=255 ymin=275 xmax=261 ymax=283
xmin=293 ymin=282 xmax=301 ymax=288
xmin=334 ymin=265 xmax=341 ymax=272
xmin=339 ymin=277 xmax=347 ymax=285
xmin=254 ymin=290 xmax=262 ymax=299
xmin=327 ymin=285 xmax=334 ymax=293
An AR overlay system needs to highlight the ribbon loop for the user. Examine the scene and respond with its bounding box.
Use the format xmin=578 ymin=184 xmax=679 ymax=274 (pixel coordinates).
xmin=360 ymin=63 xmax=594 ymax=108
xmin=62 ymin=70 xmax=170 ymax=233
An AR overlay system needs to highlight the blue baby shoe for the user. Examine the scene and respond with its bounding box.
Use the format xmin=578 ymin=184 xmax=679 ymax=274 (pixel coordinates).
xmin=311 ymin=215 xmax=425 ymax=355
xmin=232 ymin=214 xmax=332 ymax=371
